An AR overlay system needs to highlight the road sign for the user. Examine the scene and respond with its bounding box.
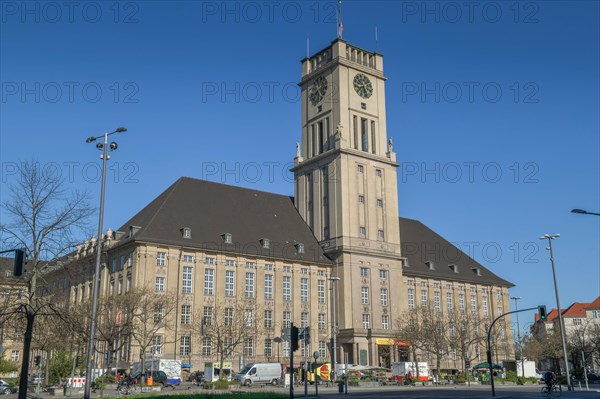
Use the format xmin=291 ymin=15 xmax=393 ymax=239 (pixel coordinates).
xmin=299 ymin=327 xmax=310 ymax=340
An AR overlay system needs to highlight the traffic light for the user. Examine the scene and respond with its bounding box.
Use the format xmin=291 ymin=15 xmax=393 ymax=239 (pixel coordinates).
xmin=34 ymin=355 xmax=41 ymax=367
xmin=539 ymin=305 xmax=547 ymax=321
xmin=76 ymin=355 xmax=82 ymax=366
xmin=13 ymin=249 xmax=25 ymax=277
xmin=291 ymin=325 xmax=299 ymax=352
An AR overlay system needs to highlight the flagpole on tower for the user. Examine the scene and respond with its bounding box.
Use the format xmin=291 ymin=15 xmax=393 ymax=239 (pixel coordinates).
xmin=337 ymin=0 xmax=343 ymax=39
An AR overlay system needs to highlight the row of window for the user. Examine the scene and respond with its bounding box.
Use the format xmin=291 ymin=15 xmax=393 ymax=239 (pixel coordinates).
xmin=154 ymin=334 xmax=330 ymax=359
xmin=360 ymin=286 xmax=389 ymax=306
xmin=157 ymin=272 xmax=327 ymax=303
xmin=157 ymin=255 xmax=310 ymax=268
xmin=360 ymin=268 xmax=388 ymax=279
xmin=407 ymin=288 xmax=504 ymax=316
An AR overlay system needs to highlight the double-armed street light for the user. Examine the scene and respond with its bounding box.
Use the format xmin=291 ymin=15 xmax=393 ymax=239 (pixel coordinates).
xmin=510 ymin=296 xmax=525 ymax=379
xmin=539 ymin=233 xmax=571 ymax=391
xmin=84 ymin=127 xmax=127 ymax=399
xmin=571 ymin=209 xmax=600 ymax=216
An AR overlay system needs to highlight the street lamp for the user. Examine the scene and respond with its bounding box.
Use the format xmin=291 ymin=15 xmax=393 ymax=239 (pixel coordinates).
xmin=84 ymin=127 xmax=127 ymax=399
xmin=539 ymin=233 xmax=571 ymax=390
xmin=510 ymin=296 xmax=525 ymax=379
xmin=329 ymin=276 xmax=340 ymax=381
xmin=571 ymin=209 xmax=600 ymax=216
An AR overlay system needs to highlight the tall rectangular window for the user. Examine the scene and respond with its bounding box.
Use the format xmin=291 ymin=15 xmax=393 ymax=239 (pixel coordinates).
xmin=264 ymin=310 xmax=273 ymax=328
xmin=380 ymin=288 xmax=388 ymax=306
xmin=434 ymin=291 xmax=441 ymax=312
xmin=421 ymin=289 xmax=428 ymax=307
xmin=10 ymin=350 xmax=19 ymax=362
xmin=224 ymin=307 xmax=233 ymax=327
xmin=301 ymin=312 xmax=309 ymax=328
xmin=471 ymin=295 xmax=477 ymax=314
xmin=353 ymin=115 xmax=358 ymax=149
xmin=264 ymin=274 xmax=273 ymax=299
xmin=447 ymin=292 xmax=454 ymax=312
xmin=264 ymin=339 xmax=272 ymax=358
xmin=318 ymin=120 xmax=324 ymax=154
xmin=317 ymin=280 xmax=326 ymax=304
xmin=459 ymin=293 xmax=465 ymax=313
xmin=482 ymin=296 xmax=489 ymax=316
xmin=202 ymin=337 xmax=212 ymax=356
xmin=203 ymin=306 xmax=213 ymax=326
xmin=182 ymin=266 xmax=192 ymax=293
xmin=244 ymin=309 xmax=254 ymax=327
xmin=319 ymin=341 xmax=327 ymax=358
xmin=155 ymin=277 xmax=165 ymax=292
xmin=307 ymin=173 xmax=314 ymax=230
xmin=156 ymin=252 xmax=166 ymax=266
xmin=300 ymin=278 xmax=309 ymax=302
xmin=204 ymin=269 xmax=214 ymax=295
xmin=361 ymin=287 xmax=369 ymax=304
xmin=180 ymin=336 xmax=191 ymax=356
xmin=382 ymin=315 xmax=389 ymax=329
xmin=318 ymin=313 xmax=326 ymax=330
xmin=283 ymin=276 xmax=291 ymax=301
xmin=181 ymin=304 xmax=191 ymax=324
xmin=408 ymin=288 xmax=415 ymax=310
xmin=322 ymin=166 xmax=330 ymax=240
xmin=362 ymin=314 xmax=370 ymax=329
xmin=152 ymin=336 xmax=163 ymax=355
xmin=154 ymin=304 xmax=164 ymax=323
xmin=283 ymin=311 xmax=291 ymax=328
xmin=245 ymin=272 xmax=255 ymax=298
xmin=225 ymin=270 xmax=235 ymax=296
xmin=371 ymin=121 xmax=376 ymax=154
xmin=361 ymin=118 xmax=368 ymax=151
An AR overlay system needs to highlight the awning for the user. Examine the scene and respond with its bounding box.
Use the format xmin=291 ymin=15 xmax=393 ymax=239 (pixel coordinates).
xmin=472 ymin=362 xmax=502 ymax=370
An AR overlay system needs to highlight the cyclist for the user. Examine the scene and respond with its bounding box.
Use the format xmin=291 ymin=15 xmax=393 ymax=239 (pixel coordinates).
xmin=543 ymin=371 xmax=556 ymax=391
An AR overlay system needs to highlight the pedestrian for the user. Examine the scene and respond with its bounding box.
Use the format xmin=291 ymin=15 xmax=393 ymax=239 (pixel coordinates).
xmin=407 ymin=371 xmax=413 ymax=385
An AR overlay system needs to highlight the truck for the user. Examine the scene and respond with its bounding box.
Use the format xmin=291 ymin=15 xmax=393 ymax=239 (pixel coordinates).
xmin=515 ymin=360 xmax=541 ymax=379
xmin=234 ymin=363 xmax=281 ymax=386
xmin=132 ymin=359 xmax=182 ymax=385
xmin=204 ymin=362 xmax=234 ymax=382
xmin=391 ymin=362 xmax=429 ymax=382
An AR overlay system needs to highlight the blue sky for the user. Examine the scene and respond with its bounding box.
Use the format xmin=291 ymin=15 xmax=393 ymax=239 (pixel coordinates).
xmin=1 ymin=1 xmax=598 ymax=330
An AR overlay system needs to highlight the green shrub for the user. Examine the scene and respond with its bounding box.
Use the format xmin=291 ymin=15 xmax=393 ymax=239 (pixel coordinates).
xmin=213 ymin=380 xmax=229 ymax=390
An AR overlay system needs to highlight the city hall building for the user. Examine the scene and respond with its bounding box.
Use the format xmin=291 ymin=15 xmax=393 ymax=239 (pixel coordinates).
xmin=42 ymin=38 xmax=514 ymax=375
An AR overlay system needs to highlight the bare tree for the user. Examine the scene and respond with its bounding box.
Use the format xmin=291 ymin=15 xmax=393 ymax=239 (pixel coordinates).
xmin=127 ymin=287 xmax=178 ymax=375
xmin=396 ymin=305 xmax=450 ymax=381
xmin=0 ymin=161 xmax=94 ymax=399
xmin=447 ymin=310 xmax=486 ymax=381
xmin=191 ymin=298 xmax=263 ymax=381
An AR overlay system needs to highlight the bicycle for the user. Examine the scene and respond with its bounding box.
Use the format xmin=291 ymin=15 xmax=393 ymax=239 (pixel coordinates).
xmin=117 ymin=380 xmax=140 ymax=396
xmin=541 ymin=383 xmax=561 ymax=397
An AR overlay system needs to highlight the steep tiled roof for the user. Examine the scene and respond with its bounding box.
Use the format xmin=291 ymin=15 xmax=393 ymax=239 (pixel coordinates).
xmin=113 ymin=177 xmax=332 ymax=265
xmin=562 ymin=302 xmax=590 ymax=317
xmin=586 ymin=296 xmax=600 ymax=310
xmin=398 ymin=217 xmax=513 ymax=287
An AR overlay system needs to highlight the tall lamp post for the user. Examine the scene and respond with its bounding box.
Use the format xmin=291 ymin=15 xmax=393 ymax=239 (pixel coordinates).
xmin=84 ymin=127 xmax=127 ymax=399
xmin=329 ymin=276 xmax=340 ymax=382
xmin=539 ymin=233 xmax=571 ymax=390
xmin=510 ymin=296 xmax=525 ymax=379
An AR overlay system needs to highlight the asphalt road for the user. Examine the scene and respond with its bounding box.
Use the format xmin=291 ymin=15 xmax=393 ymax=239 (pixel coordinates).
xmin=9 ymin=381 xmax=600 ymax=399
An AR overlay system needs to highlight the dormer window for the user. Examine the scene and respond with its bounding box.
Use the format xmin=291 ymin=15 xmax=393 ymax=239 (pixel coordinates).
xmin=260 ymin=238 xmax=270 ymax=249
xmin=471 ymin=267 xmax=482 ymax=276
xmin=222 ymin=233 xmax=232 ymax=244
xmin=449 ymin=264 xmax=459 ymax=273
xmin=425 ymin=261 xmax=434 ymax=270
xmin=295 ymin=243 xmax=305 ymax=254
xmin=181 ymin=227 xmax=191 ymax=239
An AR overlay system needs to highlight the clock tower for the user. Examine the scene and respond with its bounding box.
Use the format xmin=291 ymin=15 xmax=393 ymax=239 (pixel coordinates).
xmin=293 ymin=39 xmax=404 ymax=367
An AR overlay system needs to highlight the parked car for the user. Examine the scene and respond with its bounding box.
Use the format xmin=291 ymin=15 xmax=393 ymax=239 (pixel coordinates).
xmin=0 ymin=380 xmax=18 ymax=395
xmin=131 ymin=370 xmax=170 ymax=387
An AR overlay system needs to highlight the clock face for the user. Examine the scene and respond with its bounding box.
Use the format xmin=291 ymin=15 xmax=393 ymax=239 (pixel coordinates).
xmin=353 ymin=73 xmax=373 ymax=99
xmin=309 ymin=76 xmax=328 ymax=105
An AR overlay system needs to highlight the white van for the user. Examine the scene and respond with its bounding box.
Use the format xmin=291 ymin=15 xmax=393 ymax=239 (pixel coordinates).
xmin=235 ymin=363 xmax=281 ymax=386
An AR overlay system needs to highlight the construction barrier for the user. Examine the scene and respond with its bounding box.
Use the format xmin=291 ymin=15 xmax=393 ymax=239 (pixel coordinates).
xmin=65 ymin=377 xmax=86 ymax=388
